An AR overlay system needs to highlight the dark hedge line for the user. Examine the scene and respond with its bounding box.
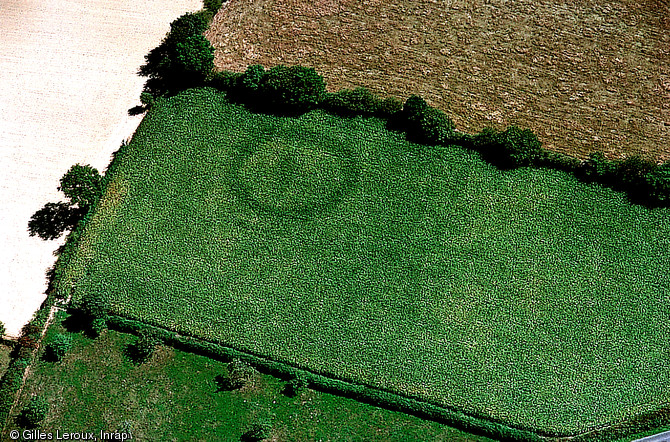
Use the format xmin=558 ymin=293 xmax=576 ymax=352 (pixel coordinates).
xmin=104 ymin=315 xmax=543 ymax=441
xmin=207 ymin=65 xmax=670 ymax=207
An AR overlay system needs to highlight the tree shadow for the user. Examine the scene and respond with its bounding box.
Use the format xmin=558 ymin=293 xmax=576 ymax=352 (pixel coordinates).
xmin=61 ymin=312 xmax=90 ymax=334
xmin=127 ymin=105 xmax=146 ymax=116
xmin=214 ymin=374 xmax=243 ymax=392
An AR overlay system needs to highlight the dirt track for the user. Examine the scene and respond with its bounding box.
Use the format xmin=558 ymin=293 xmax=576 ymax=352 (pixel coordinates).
xmin=0 ymin=0 xmax=202 ymax=337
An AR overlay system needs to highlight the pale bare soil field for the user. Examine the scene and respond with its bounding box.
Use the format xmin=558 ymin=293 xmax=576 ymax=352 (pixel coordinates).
xmin=0 ymin=0 xmax=202 ymax=337
xmin=206 ymin=0 xmax=670 ymax=161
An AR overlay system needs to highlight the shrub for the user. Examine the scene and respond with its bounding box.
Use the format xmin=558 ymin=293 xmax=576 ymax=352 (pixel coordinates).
xmin=228 ymin=358 xmax=256 ymax=383
xmin=208 ymin=70 xmax=243 ymax=91
xmin=0 ymin=321 xmax=4 ymax=337
xmin=377 ymin=96 xmax=403 ymax=117
xmin=17 ymin=335 xmax=38 ymax=350
xmin=242 ymin=419 xmax=273 ymax=441
xmin=45 ymin=333 xmax=72 ymax=362
xmin=192 ymin=9 xmax=214 ymax=25
xmin=402 ymin=95 xmax=455 ymax=145
xmin=229 ymin=64 xmax=266 ymax=104
xmin=537 ymin=151 xmax=582 ymax=173
xmin=204 ymin=0 xmax=224 ymax=14
xmin=240 ymin=65 xmax=266 ymax=90
xmin=284 ymin=374 xmax=308 ymax=397
xmin=90 ymin=317 xmax=107 ymax=337
xmin=215 ymin=374 xmax=244 ymax=391
xmin=257 ymin=65 xmax=326 ymax=113
xmin=613 ymin=155 xmax=657 ymax=196
xmin=578 ymin=151 xmax=617 ymax=183
xmin=139 ymin=92 xmax=154 ymax=107
xmin=126 ymin=329 xmax=162 ymax=364
xmin=645 ymin=163 xmax=670 ymax=204
xmin=214 ymin=359 xmax=256 ymax=391
xmin=18 ymin=396 xmax=48 ymax=428
xmin=322 ymin=87 xmax=380 ymax=116
xmin=474 ymin=126 xmax=543 ymax=169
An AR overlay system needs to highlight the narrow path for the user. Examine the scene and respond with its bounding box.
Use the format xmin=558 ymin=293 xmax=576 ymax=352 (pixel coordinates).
xmin=1 ymin=304 xmax=63 ymax=431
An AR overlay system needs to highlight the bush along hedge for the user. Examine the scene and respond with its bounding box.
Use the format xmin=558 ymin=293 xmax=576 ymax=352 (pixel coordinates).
xmin=225 ymin=64 xmax=327 ymax=115
xmin=322 ymin=87 xmax=402 ymax=118
xmin=104 ymin=315 xmax=542 ymax=441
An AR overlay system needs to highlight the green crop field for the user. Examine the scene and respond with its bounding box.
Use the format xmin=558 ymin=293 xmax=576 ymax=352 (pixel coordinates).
xmin=60 ymin=87 xmax=670 ymax=436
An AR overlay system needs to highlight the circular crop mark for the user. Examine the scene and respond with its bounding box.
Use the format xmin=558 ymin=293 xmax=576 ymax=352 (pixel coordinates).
xmin=236 ymin=140 xmax=355 ymax=219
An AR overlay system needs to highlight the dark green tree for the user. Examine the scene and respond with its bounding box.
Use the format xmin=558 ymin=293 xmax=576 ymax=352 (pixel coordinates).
xmin=401 ymin=95 xmax=455 ymax=145
xmin=75 ymin=291 xmax=110 ymax=321
xmin=167 ymin=12 xmax=209 ymax=43
xmin=475 ymin=126 xmax=543 ymax=168
xmin=257 ymin=65 xmax=326 ymax=113
xmin=172 ymin=35 xmax=215 ymax=79
xmin=139 ymin=13 xmax=213 ymax=95
xmin=18 ymin=396 xmax=48 ymax=428
xmin=0 ymin=321 xmax=5 ymax=337
xmin=58 ymin=164 xmax=102 ymax=211
xmin=44 ymin=333 xmax=72 ymax=362
xmin=240 ymin=64 xmax=266 ymax=90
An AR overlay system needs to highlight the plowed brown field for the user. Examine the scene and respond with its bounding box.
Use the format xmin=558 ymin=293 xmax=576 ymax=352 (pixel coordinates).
xmin=206 ymin=0 xmax=670 ymax=161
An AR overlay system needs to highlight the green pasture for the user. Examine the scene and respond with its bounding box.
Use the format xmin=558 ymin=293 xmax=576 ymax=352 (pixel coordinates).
xmin=61 ymin=88 xmax=670 ymax=435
